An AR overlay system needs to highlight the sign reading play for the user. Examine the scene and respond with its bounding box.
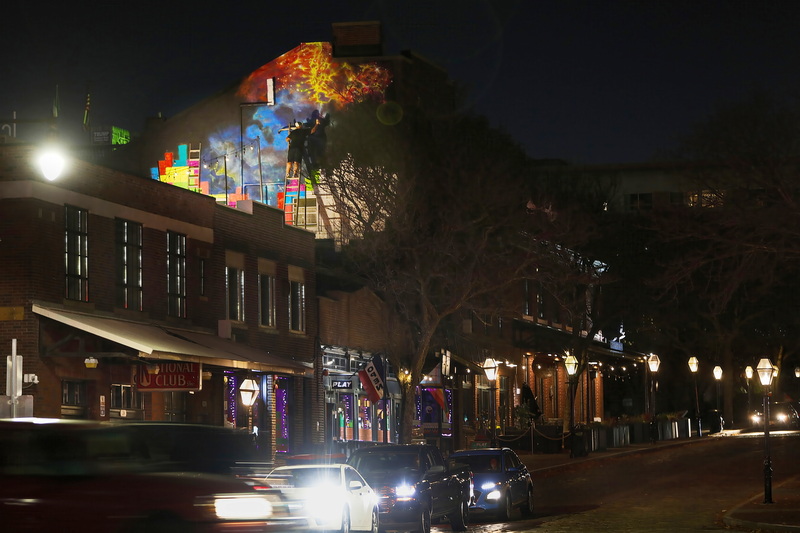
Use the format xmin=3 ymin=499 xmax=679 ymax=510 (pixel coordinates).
xmin=133 ymin=362 xmax=202 ymax=391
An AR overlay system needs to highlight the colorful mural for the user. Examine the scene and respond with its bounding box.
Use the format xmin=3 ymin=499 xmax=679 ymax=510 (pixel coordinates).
xmin=154 ymin=42 xmax=392 ymax=215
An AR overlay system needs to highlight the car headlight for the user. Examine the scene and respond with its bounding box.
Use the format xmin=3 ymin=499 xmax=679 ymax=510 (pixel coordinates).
xmin=213 ymin=494 xmax=273 ymax=520
xmin=752 ymin=414 xmax=762 ymax=424
xmin=306 ymin=486 xmax=346 ymax=522
xmin=481 ymin=481 xmax=498 ymax=490
xmin=395 ymin=484 xmax=417 ymax=501
xmin=777 ymin=413 xmax=788 ymax=422
xmin=485 ymin=489 xmax=502 ymax=501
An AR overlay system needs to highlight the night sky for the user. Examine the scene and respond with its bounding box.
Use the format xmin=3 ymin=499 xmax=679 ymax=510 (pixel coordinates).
xmin=4 ymin=0 xmax=800 ymax=164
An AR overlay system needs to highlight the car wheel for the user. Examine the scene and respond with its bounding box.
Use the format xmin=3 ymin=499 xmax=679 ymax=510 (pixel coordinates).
xmin=449 ymin=498 xmax=468 ymax=531
xmin=498 ymin=491 xmax=512 ymax=521
xmin=520 ymin=486 xmax=534 ymax=517
xmin=340 ymin=507 xmax=350 ymax=533
xmin=417 ymin=505 xmax=431 ymax=533
xmin=368 ymin=506 xmax=379 ymax=533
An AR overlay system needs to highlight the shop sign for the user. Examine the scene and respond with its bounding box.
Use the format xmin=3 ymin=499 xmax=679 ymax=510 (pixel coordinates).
xmin=133 ymin=362 xmax=201 ymax=391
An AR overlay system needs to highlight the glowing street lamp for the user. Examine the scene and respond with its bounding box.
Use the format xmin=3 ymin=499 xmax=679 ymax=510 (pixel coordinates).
xmin=688 ymin=357 xmax=702 ymax=437
xmin=482 ymin=357 xmax=498 ymax=447
xmin=647 ymin=354 xmax=661 ymax=443
xmin=564 ymin=353 xmax=579 ymax=457
xmin=37 ymin=146 xmax=66 ymax=181
xmin=239 ymin=377 xmax=260 ymax=433
xmin=713 ymin=365 xmax=723 ymax=411
xmin=757 ymin=357 xmax=775 ymax=504
xmin=745 ymin=365 xmax=754 ymax=421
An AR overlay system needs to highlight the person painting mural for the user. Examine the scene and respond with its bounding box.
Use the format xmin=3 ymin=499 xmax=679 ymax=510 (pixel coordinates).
xmin=278 ymin=120 xmax=311 ymax=180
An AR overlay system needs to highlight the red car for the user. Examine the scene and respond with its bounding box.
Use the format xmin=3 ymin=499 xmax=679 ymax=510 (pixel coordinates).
xmin=0 ymin=418 xmax=279 ymax=532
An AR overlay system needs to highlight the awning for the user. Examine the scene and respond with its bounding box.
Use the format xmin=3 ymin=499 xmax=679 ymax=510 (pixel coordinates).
xmin=449 ymin=352 xmax=487 ymax=375
xmin=33 ymin=303 xmax=308 ymax=375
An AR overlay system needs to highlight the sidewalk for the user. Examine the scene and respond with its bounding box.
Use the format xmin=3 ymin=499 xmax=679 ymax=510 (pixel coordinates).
xmin=516 ymin=434 xmax=800 ymax=533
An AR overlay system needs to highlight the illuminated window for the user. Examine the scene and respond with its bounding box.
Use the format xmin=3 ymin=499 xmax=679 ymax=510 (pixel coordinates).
xmin=226 ymin=267 xmax=245 ymax=321
xmin=257 ymin=274 xmax=275 ymax=326
xmin=65 ymin=205 xmax=89 ymax=301
xmin=115 ymin=219 xmax=142 ymax=310
xmin=167 ymin=231 xmax=186 ymax=317
xmin=288 ymin=266 xmax=305 ymax=333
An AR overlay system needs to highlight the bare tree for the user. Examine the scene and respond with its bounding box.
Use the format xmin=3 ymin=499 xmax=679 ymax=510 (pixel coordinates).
xmin=320 ymin=103 xmax=550 ymax=442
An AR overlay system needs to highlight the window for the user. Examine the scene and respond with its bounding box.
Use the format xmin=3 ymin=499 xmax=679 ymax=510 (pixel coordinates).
xmin=65 ymin=205 xmax=89 ymax=301
xmin=522 ymin=279 xmax=532 ymax=316
xmin=226 ymin=251 xmax=246 ymax=322
xmin=226 ymin=267 xmax=245 ymax=321
xmin=167 ymin=231 xmax=186 ymax=317
xmin=289 ymin=281 xmax=305 ymax=331
xmin=628 ymin=193 xmax=653 ymax=211
xmin=115 ymin=219 xmax=142 ymax=310
xmin=62 ymin=380 xmax=86 ymax=406
xmin=199 ymin=258 xmax=206 ymax=296
xmin=259 ymin=274 xmax=276 ymax=327
xmin=110 ymin=384 xmax=140 ymax=409
xmin=288 ymin=265 xmax=306 ymax=333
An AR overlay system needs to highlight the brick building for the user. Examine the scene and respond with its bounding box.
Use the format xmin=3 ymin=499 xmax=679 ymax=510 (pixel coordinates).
xmin=0 ymin=143 xmax=320 ymax=461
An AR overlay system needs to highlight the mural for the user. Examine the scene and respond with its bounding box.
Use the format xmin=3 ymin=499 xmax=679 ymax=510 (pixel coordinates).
xmin=154 ymin=42 xmax=392 ymax=218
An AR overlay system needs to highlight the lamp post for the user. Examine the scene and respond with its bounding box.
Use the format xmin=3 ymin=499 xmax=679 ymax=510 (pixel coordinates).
xmin=756 ymin=358 xmax=774 ymax=504
xmin=713 ymin=365 xmax=723 ymax=412
xmin=482 ymin=357 xmax=498 ymax=447
xmin=564 ymin=353 xmax=578 ymax=457
xmin=745 ymin=365 xmax=754 ymax=423
xmin=648 ymin=354 xmax=661 ymax=443
xmin=239 ymin=377 xmax=260 ymax=433
xmin=688 ymin=357 xmax=702 ymax=437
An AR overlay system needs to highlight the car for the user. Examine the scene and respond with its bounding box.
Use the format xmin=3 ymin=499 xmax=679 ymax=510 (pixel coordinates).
xmin=256 ymin=463 xmax=379 ymax=532
xmin=448 ymin=447 xmax=534 ymax=520
xmin=120 ymin=421 xmax=271 ymax=478
xmin=346 ymin=444 xmax=472 ymax=533
xmin=751 ymin=401 xmax=800 ymax=429
xmin=0 ymin=418 xmax=276 ymax=532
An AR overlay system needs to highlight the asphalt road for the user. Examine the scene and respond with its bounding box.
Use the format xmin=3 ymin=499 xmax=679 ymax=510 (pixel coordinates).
xmin=433 ymin=432 xmax=800 ymax=532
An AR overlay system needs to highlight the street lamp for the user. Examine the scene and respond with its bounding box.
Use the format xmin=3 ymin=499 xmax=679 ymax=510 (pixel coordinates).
xmin=688 ymin=357 xmax=702 ymax=437
xmin=564 ymin=353 xmax=579 ymax=457
xmin=239 ymin=377 xmax=260 ymax=433
xmin=648 ymin=354 xmax=661 ymax=443
xmin=482 ymin=357 xmax=498 ymax=447
xmin=37 ymin=145 xmax=66 ymax=181
xmin=756 ymin=357 xmax=775 ymax=504
xmin=745 ymin=365 xmax=754 ymax=420
xmin=713 ymin=365 xmax=723 ymax=412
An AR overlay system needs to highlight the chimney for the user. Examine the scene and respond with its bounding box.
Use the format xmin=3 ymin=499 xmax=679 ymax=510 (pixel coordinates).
xmin=332 ymin=21 xmax=383 ymax=58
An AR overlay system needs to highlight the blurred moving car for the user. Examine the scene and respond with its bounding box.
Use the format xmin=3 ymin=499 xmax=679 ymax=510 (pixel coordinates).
xmin=0 ymin=418 xmax=275 ymax=532
xmin=751 ymin=401 xmax=800 ymax=429
xmin=121 ymin=422 xmax=271 ymax=478
xmin=256 ymin=464 xmax=379 ymax=532
xmin=448 ymin=447 xmax=534 ymax=521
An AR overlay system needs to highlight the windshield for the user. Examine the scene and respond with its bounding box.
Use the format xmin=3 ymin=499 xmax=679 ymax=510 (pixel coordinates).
xmin=449 ymin=454 xmax=501 ymax=474
xmin=351 ymin=451 xmax=421 ymax=475
xmin=266 ymin=467 xmax=340 ymax=488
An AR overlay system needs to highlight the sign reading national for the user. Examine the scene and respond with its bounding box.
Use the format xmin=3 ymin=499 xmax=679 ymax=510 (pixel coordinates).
xmin=133 ymin=362 xmax=202 ymax=391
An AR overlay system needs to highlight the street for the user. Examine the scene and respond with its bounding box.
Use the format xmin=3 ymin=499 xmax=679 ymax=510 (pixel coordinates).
xmin=433 ymin=432 xmax=800 ymax=532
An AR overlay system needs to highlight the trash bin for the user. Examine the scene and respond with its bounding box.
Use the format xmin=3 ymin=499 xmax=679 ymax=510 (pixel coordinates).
xmin=570 ymin=424 xmax=589 ymax=457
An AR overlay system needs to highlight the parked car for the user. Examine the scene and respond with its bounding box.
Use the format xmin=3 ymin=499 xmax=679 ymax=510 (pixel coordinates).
xmin=254 ymin=464 xmax=379 ymax=532
xmin=702 ymin=409 xmax=725 ymax=434
xmin=751 ymin=401 xmax=800 ymax=429
xmin=347 ymin=444 xmax=472 ymax=533
xmin=0 ymin=418 xmax=276 ymax=532
xmin=448 ymin=447 xmax=534 ymax=520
